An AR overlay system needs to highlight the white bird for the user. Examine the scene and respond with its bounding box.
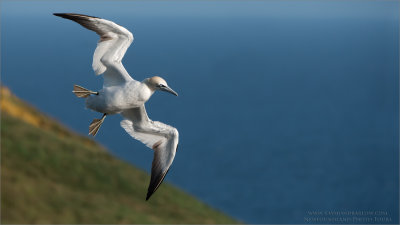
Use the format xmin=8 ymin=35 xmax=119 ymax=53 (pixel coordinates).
xmin=54 ymin=13 xmax=179 ymax=200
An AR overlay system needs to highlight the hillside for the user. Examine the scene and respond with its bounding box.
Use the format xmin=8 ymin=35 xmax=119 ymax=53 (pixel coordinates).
xmin=0 ymin=86 xmax=237 ymax=224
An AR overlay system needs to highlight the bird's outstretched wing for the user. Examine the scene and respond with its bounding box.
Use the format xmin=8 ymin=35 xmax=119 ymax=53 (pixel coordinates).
xmin=120 ymin=106 xmax=179 ymax=200
xmin=54 ymin=13 xmax=135 ymax=87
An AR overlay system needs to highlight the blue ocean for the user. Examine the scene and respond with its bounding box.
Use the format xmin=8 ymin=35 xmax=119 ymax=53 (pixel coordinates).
xmin=1 ymin=1 xmax=399 ymax=223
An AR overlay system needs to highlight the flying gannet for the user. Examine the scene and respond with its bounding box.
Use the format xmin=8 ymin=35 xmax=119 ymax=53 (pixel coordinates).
xmin=54 ymin=13 xmax=179 ymax=200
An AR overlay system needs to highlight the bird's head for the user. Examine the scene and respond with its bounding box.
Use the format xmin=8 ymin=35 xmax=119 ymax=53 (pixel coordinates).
xmin=145 ymin=76 xmax=178 ymax=96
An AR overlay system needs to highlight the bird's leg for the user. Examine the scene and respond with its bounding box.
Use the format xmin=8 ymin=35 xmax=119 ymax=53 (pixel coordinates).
xmin=73 ymin=84 xmax=98 ymax=98
xmin=89 ymin=113 xmax=107 ymax=136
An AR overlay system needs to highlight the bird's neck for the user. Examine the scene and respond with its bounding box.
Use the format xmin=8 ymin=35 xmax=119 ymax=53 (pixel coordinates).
xmin=142 ymin=79 xmax=156 ymax=91
xmin=141 ymin=80 xmax=156 ymax=102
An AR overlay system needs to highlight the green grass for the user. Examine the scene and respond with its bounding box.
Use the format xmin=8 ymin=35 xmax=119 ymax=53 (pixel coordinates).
xmin=1 ymin=91 xmax=238 ymax=224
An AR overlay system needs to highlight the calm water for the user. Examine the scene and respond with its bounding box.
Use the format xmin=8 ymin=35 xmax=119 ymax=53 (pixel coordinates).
xmin=2 ymin=1 xmax=399 ymax=223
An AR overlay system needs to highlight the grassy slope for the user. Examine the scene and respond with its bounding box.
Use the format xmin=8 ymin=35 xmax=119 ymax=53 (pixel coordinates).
xmin=0 ymin=87 xmax=237 ymax=224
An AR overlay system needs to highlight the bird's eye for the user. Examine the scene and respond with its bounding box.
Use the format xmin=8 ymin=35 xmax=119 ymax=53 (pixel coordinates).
xmin=158 ymin=84 xmax=165 ymax=88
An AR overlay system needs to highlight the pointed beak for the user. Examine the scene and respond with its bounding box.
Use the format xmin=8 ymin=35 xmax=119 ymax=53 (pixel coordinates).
xmin=160 ymin=86 xmax=178 ymax=96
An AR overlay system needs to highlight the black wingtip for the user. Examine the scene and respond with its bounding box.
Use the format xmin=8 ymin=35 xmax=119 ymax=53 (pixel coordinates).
xmin=53 ymin=13 xmax=74 ymax=20
xmin=145 ymin=169 xmax=170 ymax=201
xmin=53 ymin=13 xmax=99 ymax=20
xmin=53 ymin=13 xmax=64 ymax=17
xmin=146 ymin=188 xmax=156 ymax=201
xmin=146 ymin=192 xmax=153 ymax=201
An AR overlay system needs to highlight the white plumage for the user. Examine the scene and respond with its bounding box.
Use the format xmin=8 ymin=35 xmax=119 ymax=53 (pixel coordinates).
xmin=54 ymin=13 xmax=179 ymax=200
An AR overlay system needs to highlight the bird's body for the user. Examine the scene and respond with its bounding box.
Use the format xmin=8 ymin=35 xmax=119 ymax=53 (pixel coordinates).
xmin=86 ymin=80 xmax=151 ymax=114
xmin=54 ymin=13 xmax=179 ymax=200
